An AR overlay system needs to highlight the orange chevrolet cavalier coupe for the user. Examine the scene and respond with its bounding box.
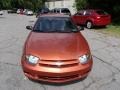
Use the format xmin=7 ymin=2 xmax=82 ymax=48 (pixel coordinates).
xmin=21 ymin=14 xmax=93 ymax=83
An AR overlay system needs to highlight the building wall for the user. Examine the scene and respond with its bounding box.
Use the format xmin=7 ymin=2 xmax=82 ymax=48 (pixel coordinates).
xmin=45 ymin=0 xmax=76 ymax=14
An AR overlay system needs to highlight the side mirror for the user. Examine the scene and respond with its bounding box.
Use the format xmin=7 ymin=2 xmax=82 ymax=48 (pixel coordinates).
xmin=74 ymin=13 xmax=78 ymax=16
xmin=26 ymin=26 xmax=33 ymax=30
xmin=77 ymin=26 xmax=84 ymax=31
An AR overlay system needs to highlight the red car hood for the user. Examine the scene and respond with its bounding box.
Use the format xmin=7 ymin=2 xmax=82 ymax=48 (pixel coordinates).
xmin=25 ymin=32 xmax=90 ymax=60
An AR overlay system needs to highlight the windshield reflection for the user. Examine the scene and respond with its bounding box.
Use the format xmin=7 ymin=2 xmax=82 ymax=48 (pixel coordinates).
xmin=34 ymin=17 xmax=78 ymax=33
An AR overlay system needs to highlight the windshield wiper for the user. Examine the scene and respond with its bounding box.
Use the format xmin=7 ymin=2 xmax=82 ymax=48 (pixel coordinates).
xmin=33 ymin=29 xmax=78 ymax=33
xmin=33 ymin=30 xmax=57 ymax=33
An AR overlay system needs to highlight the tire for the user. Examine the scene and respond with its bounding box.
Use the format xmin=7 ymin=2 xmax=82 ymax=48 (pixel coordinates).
xmin=86 ymin=21 xmax=93 ymax=29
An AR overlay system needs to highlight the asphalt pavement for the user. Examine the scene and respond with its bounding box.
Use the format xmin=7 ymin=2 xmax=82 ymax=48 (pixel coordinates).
xmin=0 ymin=14 xmax=120 ymax=90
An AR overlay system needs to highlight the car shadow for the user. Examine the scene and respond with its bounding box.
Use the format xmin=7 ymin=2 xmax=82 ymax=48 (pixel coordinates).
xmin=0 ymin=16 xmax=6 ymax=19
xmin=28 ymin=76 xmax=87 ymax=86
xmin=77 ymin=25 xmax=107 ymax=30
xmin=92 ymin=26 xmax=107 ymax=30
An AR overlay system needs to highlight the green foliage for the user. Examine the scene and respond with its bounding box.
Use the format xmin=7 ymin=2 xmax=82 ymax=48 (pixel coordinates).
xmin=75 ymin=0 xmax=88 ymax=10
xmin=95 ymin=25 xmax=120 ymax=38
xmin=0 ymin=0 xmax=12 ymax=9
xmin=23 ymin=0 xmax=43 ymax=11
xmin=0 ymin=0 xmax=45 ymax=11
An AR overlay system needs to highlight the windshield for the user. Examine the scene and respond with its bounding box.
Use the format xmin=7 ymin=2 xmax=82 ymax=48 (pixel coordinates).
xmin=34 ymin=17 xmax=78 ymax=33
xmin=96 ymin=10 xmax=108 ymax=15
xmin=38 ymin=8 xmax=49 ymax=13
xmin=61 ymin=9 xmax=70 ymax=13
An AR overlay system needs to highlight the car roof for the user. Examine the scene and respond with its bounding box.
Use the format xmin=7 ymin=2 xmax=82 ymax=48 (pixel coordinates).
xmin=53 ymin=8 xmax=69 ymax=9
xmin=39 ymin=14 xmax=70 ymax=18
xmin=79 ymin=9 xmax=102 ymax=12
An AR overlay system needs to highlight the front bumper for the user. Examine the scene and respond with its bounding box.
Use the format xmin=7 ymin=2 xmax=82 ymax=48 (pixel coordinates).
xmin=21 ymin=59 xmax=93 ymax=83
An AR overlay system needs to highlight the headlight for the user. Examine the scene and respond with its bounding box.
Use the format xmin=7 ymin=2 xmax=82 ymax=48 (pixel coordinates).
xmin=26 ymin=55 xmax=39 ymax=65
xmin=79 ymin=54 xmax=91 ymax=64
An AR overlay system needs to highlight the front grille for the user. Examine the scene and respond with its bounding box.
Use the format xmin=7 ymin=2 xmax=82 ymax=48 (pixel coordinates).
xmin=38 ymin=74 xmax=79 ymax=80
xmin=39 ymin=59 xmax=79 ymax=68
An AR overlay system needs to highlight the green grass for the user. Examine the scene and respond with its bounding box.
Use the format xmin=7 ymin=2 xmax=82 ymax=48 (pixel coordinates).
xmin=95 ymin=25 xmax=120 ymax=38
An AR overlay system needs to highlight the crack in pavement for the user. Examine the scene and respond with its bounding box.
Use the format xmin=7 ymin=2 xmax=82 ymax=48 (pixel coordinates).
xmin=82 ymin=70 xmax=118 ymax=90
xmin=92 ymin=46 xmax=119 ymax=63
xmin=90 ymin=37 xmax=120 ymax=52
xmin=98 ymin=78 xmax=116 ymax=89
xmin=84 ymin=76 xmax=116 ymax=90
xmin=41 ymin=84 xmax=47 ymax=90
xmin=92 ymin=55 xmax=120 ymax=72
xmin=83 ymin=79 xmax=96 ymax=90
xmin=82 ymin=55 xmax=120 ymax=90
xmin=0 ymin=61 xmax=20 ymax=67
xmin=0 ymin=38 xmax=18 ymax=49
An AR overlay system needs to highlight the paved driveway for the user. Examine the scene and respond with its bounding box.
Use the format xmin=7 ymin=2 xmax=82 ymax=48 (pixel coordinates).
xmin=0 ymin=14 xmax=120 ymax=90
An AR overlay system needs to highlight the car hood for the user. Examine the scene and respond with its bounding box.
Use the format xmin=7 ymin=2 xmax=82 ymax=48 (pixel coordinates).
xmin=25 ymin=32 xmax=90 ymax=60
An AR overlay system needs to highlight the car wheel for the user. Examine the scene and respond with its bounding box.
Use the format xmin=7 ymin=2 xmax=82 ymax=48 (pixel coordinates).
xmin=86 ymin=21 xmax=93 ymax=29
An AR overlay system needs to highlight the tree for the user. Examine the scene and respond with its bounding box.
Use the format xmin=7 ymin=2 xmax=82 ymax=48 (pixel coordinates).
xmin=75 ymin=0 xmax=88 ymax=10
xmin=0 ymin=0 xmax=45 ymax=11
xmin=0 ymin=0 xmax=12 ymax=9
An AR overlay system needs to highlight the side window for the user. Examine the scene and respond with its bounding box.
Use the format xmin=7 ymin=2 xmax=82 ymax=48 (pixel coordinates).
xmin=54 ymin=9 xmax=57 ymax=13
xmin=83 ymin=11 xmax=86 ymax=15
xmin=75 ymin=11 xmax=83 ymax=15
xmin=51 ymin=9 xmax=54 ymax=13
xmin=84 ymin=11 xmax=91 ymax=15
xmin=61 ymin=9 xmax=70 ymax=13
xmin=56 ymin=9 xmax=60 ymax=13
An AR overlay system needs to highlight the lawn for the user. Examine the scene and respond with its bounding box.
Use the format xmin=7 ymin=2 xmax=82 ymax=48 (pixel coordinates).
xmin=95 ymin=25 xmax=120 ymax=38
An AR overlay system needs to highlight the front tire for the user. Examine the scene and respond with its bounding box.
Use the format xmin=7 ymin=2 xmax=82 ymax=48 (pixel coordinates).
xmin=86 ymin=21 xmax=93 ymax=29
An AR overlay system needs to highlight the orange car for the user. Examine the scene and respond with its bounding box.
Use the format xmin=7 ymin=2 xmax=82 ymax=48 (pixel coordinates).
xmin=21 ymin=14 xmax=93 ymax=83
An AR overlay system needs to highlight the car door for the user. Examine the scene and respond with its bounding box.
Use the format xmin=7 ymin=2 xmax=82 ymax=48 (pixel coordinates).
xmin=81 ymin=10 xmax=91 ymax=24
xmin=72 ymin=11 xmax=84 ymax=25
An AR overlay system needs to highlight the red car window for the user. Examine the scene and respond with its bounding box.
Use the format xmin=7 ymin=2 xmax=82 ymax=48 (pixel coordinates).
xmin=96 ymin=10 xmax=108 ymax=15
xmin=84 ymin=11 xmax=91 ymax=15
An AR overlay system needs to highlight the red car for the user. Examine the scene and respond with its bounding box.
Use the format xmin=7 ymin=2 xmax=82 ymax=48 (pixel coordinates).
xmin=72 ymin=9 xmax=111 ymax=29
xmin=21 ymin=14 xmax=93 ymax=83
